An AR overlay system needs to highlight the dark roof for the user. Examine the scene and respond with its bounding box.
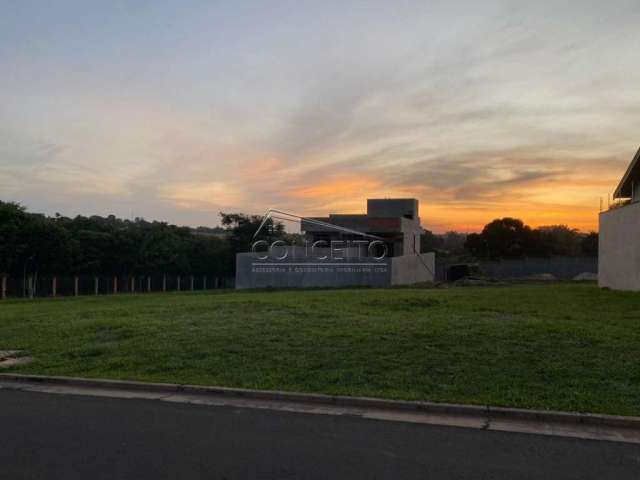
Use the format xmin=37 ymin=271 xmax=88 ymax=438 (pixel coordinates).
xmin=614 ymin=147 xmax=640 ymax=199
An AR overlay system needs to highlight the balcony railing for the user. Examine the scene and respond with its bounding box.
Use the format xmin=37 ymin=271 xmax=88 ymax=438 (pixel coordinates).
xmin=607 ymin=198 xmax=637 ymax=211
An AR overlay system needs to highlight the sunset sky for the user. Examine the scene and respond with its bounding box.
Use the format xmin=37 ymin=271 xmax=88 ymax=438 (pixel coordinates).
xmin=1 ymin=1 xmax=639 ymax=232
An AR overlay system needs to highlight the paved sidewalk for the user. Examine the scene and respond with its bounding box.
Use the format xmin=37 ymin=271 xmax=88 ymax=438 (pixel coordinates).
xmin=2 ymin=373 xmax=639 ymax=444
xmin=1 ymin=389 xmax=639 ymax=479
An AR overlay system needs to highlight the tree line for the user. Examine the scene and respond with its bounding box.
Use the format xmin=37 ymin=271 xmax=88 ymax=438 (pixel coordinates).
xmin=0 ymin=201 xmax=597 ymax=278
xmin=424 ymin=218 xmax=597 ymax=259
xmin=0 ymin=201 xmax=283 ymax=277
xmin=464 ymin=218 xmax=598 ymax=258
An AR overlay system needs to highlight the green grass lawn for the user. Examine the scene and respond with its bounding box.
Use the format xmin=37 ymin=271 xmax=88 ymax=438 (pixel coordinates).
xmin=1 ymin=283 xmax=639 ymax=415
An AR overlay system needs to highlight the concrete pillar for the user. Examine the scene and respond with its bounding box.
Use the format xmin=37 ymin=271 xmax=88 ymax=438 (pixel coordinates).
xmin=73 ymin=276 xmax=79 ymax=297
xmin=130 ymin=276 xmax=135 ymax=294
xmin=113 ymin=276 xmax=118 ymax=294
xmin=203 ymin=275 xmax=207 ymax=290
xmin=52 ymin=276 xmax=57 ymax=297
xmin=147 ymin=276 xmax=151 ymax=293
xmin=177 ymin=276 xmax=181 ymax=291
xmin=27 ymin=275 xmax=34 ymax=299
xmin=94 ymin=276 xmax=99 ymax=295
xmin=190 ymin=275 xmax=194 ymax=291
xmin=162 ymin=274 xmax=166 ymax=292
xmin=1 ymin=276 xmax=6 ymax=300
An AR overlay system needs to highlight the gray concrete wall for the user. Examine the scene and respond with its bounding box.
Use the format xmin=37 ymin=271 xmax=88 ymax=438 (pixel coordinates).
xmin=391 ymin=253 xmax=435 ymax=285
xmin=235 ymin=248 xmax=435 ymax=289
xmin=435 ymin=257 xmax=597 ymax=281
xmin=235 ymin=252 xmax=392 ymax=289
xmin=479 ymin=257 xmax=597 ymax=280
xmin=367 ymin=198 xmax=418 ymax=219
xmin=398 ymin=217 xmax=422 ymax=256
xmin=599 ymin=202 xmax=640 ymax=291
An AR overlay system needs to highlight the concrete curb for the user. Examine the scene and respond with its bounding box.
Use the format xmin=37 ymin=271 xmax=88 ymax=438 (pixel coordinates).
xmin=1 ymin=372 xmax=639 ymax=431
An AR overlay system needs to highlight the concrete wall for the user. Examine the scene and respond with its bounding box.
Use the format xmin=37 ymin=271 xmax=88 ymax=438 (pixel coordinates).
xmin=367 ymin=198 xmax=418 ymax=219
xmin=391 ymin=253 xmax=435 ymax=285
xmin=235 ymin=252 xmax=392 ymax=289
xmin=479 ymin=257 xmax=597 ymax=280
xmin=435 ymin=257 xmax=597 ymax=281
xmin=599 ymin=202 xmax=640 ymax=291
xmin=235 ymin=250 xmax=435 ymax=289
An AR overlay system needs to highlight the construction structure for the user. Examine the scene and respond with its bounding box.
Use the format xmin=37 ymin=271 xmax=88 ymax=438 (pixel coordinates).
xmin=599 ymin=147 xmax=640 ymax=290
xmin=235 ymin=198 xmax=435 ymax=289
xmin=301 ymin=198 xmax=423 ymax=258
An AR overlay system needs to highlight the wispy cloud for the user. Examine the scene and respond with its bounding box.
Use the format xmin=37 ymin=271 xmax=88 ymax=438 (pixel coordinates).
xmin=0 ymin=1 xmax=638 ymax=231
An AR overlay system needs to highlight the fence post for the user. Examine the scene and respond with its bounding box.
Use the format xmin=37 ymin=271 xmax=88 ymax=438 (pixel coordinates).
xmin=147 ymin=276 xmax=151 ymax=293
xmin=130 ymin=276 xmax=135 ymax=294
xmin=177 ymin=276 xmax=181 ymax=291
xmin=28 ymin=275 xmax=34 ymax=299
xmin=113 ymin=276 xmax=118 ymax=294
xmin=190 ymin=275 xmax=194 ymax=291
xmin=162 ymin=274 xmax=166 ymax=292
xmin=73 ymin=276 xmax=79 ymax=297
xmin=203 ymin=275 xmax=207 ymax=290
xmin=52 ymin=276 xmax=57 ymax=297
xmin=1 ymin=275 xmax=6 ymax=300
xmin=94 ymin=276 xmax=99 ymax=295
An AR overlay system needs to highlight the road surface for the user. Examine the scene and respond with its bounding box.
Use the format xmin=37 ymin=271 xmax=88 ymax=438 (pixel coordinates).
xmin=1 ymin=389 xmax=639 ymax=479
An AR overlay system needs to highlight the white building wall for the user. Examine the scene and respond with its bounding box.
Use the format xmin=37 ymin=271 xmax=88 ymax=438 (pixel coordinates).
xmin=391 ymin=253 xmax=435 ymax=285
xmin=598 ymin=201 xmax=640 ymax=291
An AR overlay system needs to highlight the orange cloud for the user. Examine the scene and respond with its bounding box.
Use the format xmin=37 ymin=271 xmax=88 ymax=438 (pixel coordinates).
xmin=284 ymin=176 xmax=422 ymax=216
xmin=289 ymin=177 xmax=382 ymax=198
xmin=423 ymin=201 xmax=600 ymax=233
xmin=159 ymin=182 xmax=244 ymax=209
xmin=277 ymin=170 xmax=605 ymax=233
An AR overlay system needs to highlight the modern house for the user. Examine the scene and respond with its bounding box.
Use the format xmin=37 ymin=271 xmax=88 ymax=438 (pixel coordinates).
xmin=301 ymin=198 xmax=423 ymax=258
xmin=235 ymin=198 xmax=435 ymax=289
xmin=599 ymin=147 xmax=640 ymax=291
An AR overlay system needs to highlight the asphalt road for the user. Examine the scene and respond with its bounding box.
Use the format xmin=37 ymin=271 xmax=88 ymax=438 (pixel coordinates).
xmin=1 ymin=389 xmax=639 ymax=479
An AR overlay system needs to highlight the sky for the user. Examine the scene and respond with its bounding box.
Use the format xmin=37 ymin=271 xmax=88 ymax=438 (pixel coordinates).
xmin=1 ymin=0 xmax=639 ymax=233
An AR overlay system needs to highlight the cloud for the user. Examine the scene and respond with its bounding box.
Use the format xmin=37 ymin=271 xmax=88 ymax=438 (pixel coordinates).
xmin=158 ymin=181 xmax=245 ymax=210
xmin=1 ymin=1 xmax=639 ymax=232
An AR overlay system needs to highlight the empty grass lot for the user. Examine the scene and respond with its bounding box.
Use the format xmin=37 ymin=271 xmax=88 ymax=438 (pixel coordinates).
xmin=1 ymin=283 xmax=639 ymax=416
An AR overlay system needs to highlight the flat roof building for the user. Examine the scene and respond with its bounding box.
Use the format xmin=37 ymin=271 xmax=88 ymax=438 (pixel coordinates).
xmin=599 ymin=146 xmax=640 ymax=291
xmin=613 ymin=147 xmax=640 ymax=203
xmin=301 ymin=198 xmax=423 ymax=258
xmin=235 ymin=198 xmax=434 ymax=289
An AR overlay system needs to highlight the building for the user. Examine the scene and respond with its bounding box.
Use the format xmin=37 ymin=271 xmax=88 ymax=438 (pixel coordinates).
xmin=301 ymin=198 xmax=423 ymax=257
xmin=598 ymin=147 xmax=640 ymax=291
xmin=235 ymin=198 xmax=435 ymax=289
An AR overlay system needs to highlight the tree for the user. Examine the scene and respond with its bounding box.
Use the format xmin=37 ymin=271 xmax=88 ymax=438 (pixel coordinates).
xmin=0 ymin=201 xmax=29 ymax=274
xmin=537 ymin=225 xmax=581 ymax=256
xmin=20 ymin=214 xmax=73 ymax=275
xmin=580 ymin=232 xmax=598 ymax=257
xmin=441 ymin=231 xmax=467 ymax=253
xmin=464 ymin=218 xmax=598 ymax=259
xmin=464 ymin=233 xmax=486 ymax=257
xmin=0 ymin=201 xmax=73 ymax=275
xmin=0 ymin=200 xmax=241 ymax=279
xmin=476 ymin=217 xmax=534 ymax=258
xmin=220 ymin=213 xmax=285 ymax=274
xmin=220 ymin=213 xmax=284 ymax=254
xmin=188 ymin=235 xmax=232 ymax=277
xmin=420 ymin=230 xmax=444 ymax=252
